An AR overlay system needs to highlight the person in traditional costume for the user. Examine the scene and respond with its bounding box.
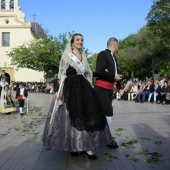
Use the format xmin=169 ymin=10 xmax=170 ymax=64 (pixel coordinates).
xmin=94 ymin=37 xmax=123 ymax=149
xmin=15 ymin=82 xmax=28 ymax=116
xmin=43 ymin=33 xmax=112 ymax=160
xmin=0 ymin=77 xmax=10 ymax=112
xmin=0 ymin=85 xmax=16 ymax=114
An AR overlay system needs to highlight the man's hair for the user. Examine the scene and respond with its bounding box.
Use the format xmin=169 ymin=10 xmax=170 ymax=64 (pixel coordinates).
xmin=19 ymin=82 xmax=24 ymax=87
xmin=107 ymin=37 xmax=118 ymax=47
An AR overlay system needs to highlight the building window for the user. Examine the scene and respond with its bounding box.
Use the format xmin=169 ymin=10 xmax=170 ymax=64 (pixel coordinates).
xmin=1 ymin=0 xmax=6 ymax=10
xmin=10 ymin=0 xmax=14 ymax=10
xmin=2 ymin=32 xmax=10 ymax=47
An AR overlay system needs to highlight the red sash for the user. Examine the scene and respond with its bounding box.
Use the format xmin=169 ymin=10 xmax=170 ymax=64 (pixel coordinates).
xmin=18 ymin=95 xmax=23 ymax=100
xmin=94 ymin=80 xmax=114 ymax=89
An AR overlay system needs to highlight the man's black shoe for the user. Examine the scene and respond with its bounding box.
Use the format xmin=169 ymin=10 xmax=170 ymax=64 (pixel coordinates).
xmin=108 ymin=141 xmax=119 ymax=149
xmin=140 ymin=101 xmax=144 ymax=103
xmin=20 ymin=113 xmax=24 ymax=116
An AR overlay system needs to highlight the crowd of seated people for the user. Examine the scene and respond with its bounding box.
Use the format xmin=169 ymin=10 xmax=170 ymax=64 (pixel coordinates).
xmin=11 ymin=75 xmax=170 ymax=105
xmin=116 ymin=76 xmax=170 ymax=105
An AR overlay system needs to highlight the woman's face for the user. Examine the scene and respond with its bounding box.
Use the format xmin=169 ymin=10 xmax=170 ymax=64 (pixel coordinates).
xmin=72 ymin=35 xmax=83 ymax=50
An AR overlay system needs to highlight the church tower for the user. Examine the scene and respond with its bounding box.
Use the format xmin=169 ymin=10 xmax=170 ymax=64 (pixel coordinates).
xmin=0 ymin=0 xmax=44 ymax=82
xmin=1 ymin=0 xmax=26 ymax=23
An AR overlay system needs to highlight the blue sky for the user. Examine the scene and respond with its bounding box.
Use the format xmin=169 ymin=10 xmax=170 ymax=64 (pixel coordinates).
xmin=20 ymin=0 xmax=153 ymax=54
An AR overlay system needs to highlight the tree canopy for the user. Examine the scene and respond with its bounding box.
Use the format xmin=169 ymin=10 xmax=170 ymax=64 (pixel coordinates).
xmin=87 ymin=53 xmax=98 ymax=72
xmin=146 ymin=0 xmax=170 ymax=48
xmin=115 ymin=0 xmax=170 ymax=79
xmin=8 ymin=32 xmax=71 ymax=78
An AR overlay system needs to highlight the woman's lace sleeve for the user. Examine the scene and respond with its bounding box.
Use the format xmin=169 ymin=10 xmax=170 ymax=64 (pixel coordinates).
xmin=57 ymin=55 xmax=69 ymax=84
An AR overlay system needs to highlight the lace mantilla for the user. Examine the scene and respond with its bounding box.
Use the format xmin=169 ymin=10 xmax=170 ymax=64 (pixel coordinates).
xmin=57 ymin=42 xmax=92 ymax=96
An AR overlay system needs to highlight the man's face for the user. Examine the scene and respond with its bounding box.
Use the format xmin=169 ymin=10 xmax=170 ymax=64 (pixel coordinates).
xmin=1 ymin=71 xmax=5 ymax=75
xmin=113 ymin=43 xmax=119 ymax=53
xmin=19 ymin=85 xmax=23 ymax=89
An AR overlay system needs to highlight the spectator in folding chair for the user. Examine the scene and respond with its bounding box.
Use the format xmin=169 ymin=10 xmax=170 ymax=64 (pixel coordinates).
xmin=148 ymin=80 xmax=161 ymax=103
xmin=128 ymin=81 xmax=138 ymax=101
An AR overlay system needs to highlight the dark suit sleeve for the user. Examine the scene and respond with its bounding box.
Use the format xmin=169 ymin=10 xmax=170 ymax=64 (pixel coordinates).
xmin=96 ymin=51 xmax=115 ymax=82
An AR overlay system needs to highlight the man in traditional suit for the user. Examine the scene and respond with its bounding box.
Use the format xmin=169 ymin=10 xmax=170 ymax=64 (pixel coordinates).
xmin=94 ymin=37 xmax=123 ymax=149
xmin=15 ymin=82 xmax=28 ymax=115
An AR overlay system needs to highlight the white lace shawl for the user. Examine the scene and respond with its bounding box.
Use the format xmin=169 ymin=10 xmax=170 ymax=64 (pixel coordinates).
xmin=57 ymin=43 xmax=92 ymax=96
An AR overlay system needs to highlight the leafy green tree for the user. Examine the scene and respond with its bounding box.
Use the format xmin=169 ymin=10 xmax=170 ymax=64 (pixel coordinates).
xmin=118 ymin=34 xmax=141 ymax=79
xmin=146 ymin=0 xmax=170 ymax=76
xmin=118 ymin=25 xmax=170 ymax=79
xmin=116 ymin=0 xmax=170 ymax=79
xmin=7 ymin=32 xmax=72 ymax=78
xmin=87 ymin=53 xmax=98 ymax=72
xmin=136 ymin=27 xmax=170 ymax=77
xmin=146 ymin=0 xmax=170 ymax=48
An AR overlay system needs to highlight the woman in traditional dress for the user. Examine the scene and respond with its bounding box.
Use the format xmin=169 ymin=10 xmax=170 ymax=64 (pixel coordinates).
xmin=0 ymin=85 xmax=16 ymax=114
xmin=43 ymin=33 xmax=112 ymax=159
xmin=0 ymin=77 xmax=9 ymax=112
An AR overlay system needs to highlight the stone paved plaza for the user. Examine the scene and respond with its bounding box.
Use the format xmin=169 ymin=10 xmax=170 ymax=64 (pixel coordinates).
xmin=0 ymin=92 xmax=170 ymax=170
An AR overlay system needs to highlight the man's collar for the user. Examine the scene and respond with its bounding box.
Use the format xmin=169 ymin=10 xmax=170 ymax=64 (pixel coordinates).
xmin=106 ymin=49 xmax=114 ymax=55
xmin=106 ymin=49 xmax=111 ymax=53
